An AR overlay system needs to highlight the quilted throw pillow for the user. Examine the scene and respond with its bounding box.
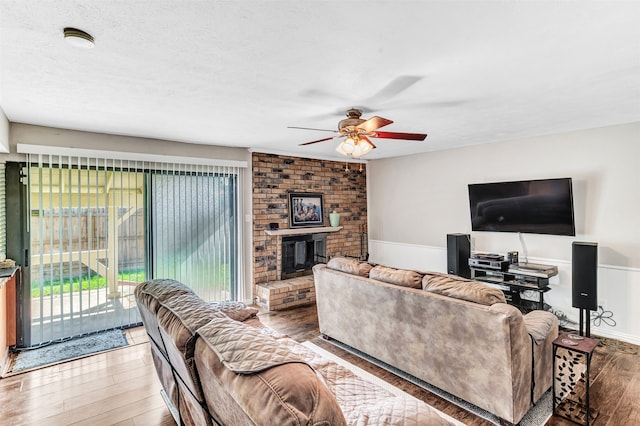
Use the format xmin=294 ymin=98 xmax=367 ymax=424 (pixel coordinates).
xmin=369 ymin=265 xmax=424 ymax=289
xmin=326 ymin=256 xmax=373 ymax=277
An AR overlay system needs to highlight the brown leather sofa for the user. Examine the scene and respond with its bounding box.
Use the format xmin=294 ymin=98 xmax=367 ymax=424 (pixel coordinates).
xmin=135 ymin=278 xmax=463 ymax=426
xmin=314 ymin=258 xmax=559 ymax=425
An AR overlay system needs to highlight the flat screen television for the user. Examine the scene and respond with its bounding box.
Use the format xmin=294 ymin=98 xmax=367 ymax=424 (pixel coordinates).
xmin=468 ymin=177 xmax=576 ymax=236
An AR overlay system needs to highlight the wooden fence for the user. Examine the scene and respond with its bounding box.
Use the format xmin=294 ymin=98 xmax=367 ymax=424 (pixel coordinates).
xmin=30 ymin=208 xmax=145 ymax=282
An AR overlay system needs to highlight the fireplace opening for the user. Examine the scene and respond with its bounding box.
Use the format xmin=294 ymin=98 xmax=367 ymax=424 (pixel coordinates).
xmin=281 ymin=233 xmax=327 ymax=279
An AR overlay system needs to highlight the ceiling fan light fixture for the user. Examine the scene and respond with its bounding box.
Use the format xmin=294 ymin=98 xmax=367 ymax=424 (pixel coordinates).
xmin=351 ymin=138 xmax=374 ymax=158
xmin=338 ymin=138 xmax=356 ymax=155
xmin=336 ymin=142 xmax=353 ymax=155
xmin=64 ymin=27 xmax=95 ymax=49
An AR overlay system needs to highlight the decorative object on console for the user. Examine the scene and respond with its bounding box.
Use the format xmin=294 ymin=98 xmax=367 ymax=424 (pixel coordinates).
xmin=572 ymin=241 xmax=598 ymax=337
xmin=446 ymin=233 xmax=470 ymax=278
xmin=329 ymin=210 xmax=340 ymax=227
xmin=289 ymin=192 xmax=324 ymax=228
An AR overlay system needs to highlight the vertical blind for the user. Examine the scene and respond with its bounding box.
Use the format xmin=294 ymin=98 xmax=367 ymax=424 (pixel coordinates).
xmin=151 ymin=163 xmax=240 ymax=301
xmin=24 ymin=149 xmax=245 ymax=346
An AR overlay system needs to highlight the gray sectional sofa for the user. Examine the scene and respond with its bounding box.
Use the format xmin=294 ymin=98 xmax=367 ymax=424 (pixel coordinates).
xmin=135 ymin=278 xmax=463 ymax=425
xmin=313 ymin=257 xmax=559 ymax=425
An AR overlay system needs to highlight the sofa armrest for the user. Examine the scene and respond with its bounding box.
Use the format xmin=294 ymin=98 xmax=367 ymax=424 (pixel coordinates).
xmin=523 ymin=310 xmax=559 ymax=402
xmin=523 ymin=310 xmax=558 ymax=344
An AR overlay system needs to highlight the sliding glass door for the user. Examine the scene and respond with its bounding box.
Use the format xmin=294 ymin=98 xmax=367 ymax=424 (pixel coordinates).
xmin=22 ymin=156 xmax=242 ymax=347
xmin=151 ymin=168 xmax=238 ymax=301
xmin=28 ymin=160 xmax=146 ymax=345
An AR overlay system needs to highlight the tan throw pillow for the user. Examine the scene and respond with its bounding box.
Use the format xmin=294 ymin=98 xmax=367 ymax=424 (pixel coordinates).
xmin=326 ymin=257 xmax=373 ymax=277
xmin=422 ymin=272 xmax=506 ymax=305
xmin=369 ymin=265 xmax=423 ymax=289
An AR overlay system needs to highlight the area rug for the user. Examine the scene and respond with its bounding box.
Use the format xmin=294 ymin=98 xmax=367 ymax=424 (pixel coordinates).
xmin=302 ymin=341 xmax=465 ymax=426
xmin=320 ymin=337 xmax=552 ymax=426
xmin=8 ymin=329 xmax=129 ymax=374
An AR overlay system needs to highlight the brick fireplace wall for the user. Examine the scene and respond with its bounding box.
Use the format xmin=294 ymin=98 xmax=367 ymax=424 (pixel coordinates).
xmin=252 ymin=152 xmax=367 ymax=289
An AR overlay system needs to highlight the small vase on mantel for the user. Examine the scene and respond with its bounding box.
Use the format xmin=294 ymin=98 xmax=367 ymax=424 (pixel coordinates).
xmin=329 ymin=210 xmax=340 ymax=227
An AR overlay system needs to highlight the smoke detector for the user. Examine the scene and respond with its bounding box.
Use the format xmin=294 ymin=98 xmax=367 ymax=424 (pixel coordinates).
xmin=63 ymin=27 xmax=95 ymax=49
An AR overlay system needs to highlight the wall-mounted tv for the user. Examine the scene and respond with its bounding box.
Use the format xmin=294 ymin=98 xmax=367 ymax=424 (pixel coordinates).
xmin=468 ymin=177 xmax=576 ymax=236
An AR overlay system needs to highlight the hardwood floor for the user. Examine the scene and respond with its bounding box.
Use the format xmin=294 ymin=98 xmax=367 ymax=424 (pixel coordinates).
xmin=0 ymin=327 xmax=174 ymax=426
xmin=258 ymin=305 xmax=640 ymax=426
xmin=1 ymin=305 xmax=638 ymax=425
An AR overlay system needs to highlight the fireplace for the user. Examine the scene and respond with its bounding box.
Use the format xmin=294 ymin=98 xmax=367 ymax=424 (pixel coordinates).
xmin=281 ymin=233 xmax=327 ymax=279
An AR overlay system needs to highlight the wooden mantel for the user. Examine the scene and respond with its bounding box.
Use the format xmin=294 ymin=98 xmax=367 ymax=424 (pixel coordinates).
xmin=264 ymin=226 xmax=342 ymax=236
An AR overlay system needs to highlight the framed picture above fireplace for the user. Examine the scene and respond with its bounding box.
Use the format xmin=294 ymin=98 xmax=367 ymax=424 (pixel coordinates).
xmin=289 ymin=192 xmax=325 ymax=228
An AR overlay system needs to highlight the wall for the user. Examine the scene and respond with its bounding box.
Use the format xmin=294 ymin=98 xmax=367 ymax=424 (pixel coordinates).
xmin=252 ymin=153 xmax=367 ymax=289
xmin=368 ymin=122 xmax=640 ymax=344
xmin=4 ymin=123 xmax=255 ymax=302
xmin=0 ymin=106 xmax=8 ymax=153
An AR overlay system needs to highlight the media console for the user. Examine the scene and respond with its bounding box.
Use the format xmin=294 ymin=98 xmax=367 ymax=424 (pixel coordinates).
xmin=469 ymin=256 xmax=557 ymax=311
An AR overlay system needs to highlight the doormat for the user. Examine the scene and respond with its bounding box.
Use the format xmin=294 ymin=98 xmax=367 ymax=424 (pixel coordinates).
xmin=323 ymin=336 xmax=552 ymax=426
xmin=7 ymin=329 xmax=129 ymax=375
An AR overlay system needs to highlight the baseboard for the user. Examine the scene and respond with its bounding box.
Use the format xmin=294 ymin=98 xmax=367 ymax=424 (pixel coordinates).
xmin=578 ymin=328 xmax=640 ymax=346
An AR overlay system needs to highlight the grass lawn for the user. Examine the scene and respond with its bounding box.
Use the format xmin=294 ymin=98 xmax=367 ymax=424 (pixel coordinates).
xmin=31 ymin=270 xmax=146 ymax=297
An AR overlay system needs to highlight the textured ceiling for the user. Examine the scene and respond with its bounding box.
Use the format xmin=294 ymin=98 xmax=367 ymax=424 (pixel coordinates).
xmin=1 ymin=1 xmax=639 ymax=160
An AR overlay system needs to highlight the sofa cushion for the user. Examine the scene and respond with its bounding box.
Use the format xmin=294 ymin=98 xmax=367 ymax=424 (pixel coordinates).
xmin=369 ymin=265 xmax=423 ymax=288
xmin=422 ymin=272 xmax=506 ymax=305
xmin=327 ymin=256 xmax=374 ymax=277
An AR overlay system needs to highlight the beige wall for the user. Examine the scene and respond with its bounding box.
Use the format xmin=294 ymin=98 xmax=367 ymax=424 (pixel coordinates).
xmin=0 ymin=106 xmax=9 ymax=153
xmin=369 ymin=121 xmax=640 ymax=268
xmin=7 ymin=123 xmax=248 ymax=162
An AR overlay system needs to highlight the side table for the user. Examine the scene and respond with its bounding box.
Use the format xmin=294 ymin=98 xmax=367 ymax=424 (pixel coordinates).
xmin=552 ymin=332 xmax=600 ymax=425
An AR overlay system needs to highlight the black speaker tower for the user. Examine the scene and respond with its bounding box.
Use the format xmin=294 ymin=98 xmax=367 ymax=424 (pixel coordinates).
xmin=572 ymin=241 xmax=598 ymax=337
xmin=447 ymin=233 xmax=471 ymax=279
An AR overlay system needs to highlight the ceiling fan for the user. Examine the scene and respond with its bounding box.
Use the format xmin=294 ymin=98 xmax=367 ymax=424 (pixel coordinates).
xmin=288 ymin=108 xmax=427 ymax=157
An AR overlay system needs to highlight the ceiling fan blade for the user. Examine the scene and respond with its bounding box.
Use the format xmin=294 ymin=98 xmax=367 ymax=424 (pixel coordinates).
xmin=364 ymin=75 xmax=423 ymax=105
xmin=288 ymin=126 xmax=338 ymax=132
xmin=298 ymin=135 xmax=341 ymax=146
xmin=372 ymin=131 xmax=428 ymax=141
xmin=358 ymin=116 xmax=393 ymax=132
